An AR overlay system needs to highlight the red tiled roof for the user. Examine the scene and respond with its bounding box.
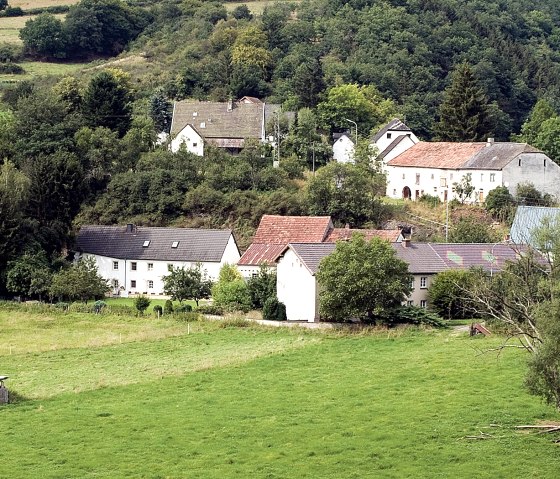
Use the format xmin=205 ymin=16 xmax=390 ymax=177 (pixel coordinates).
xmin=387 ymin=141 xmax=486 ymax=169
xmin=325 ymin=228 xmax=402 ymax=242
xmin=253 ymin=215 xmax=332 ymax=244
xmin=238 ymin=244 xmax=287 ymax=266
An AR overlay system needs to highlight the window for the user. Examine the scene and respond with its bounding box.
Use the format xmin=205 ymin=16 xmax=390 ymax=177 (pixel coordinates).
xmin=490 ymin=173 xmax=495 ymax=182
xmin=192 ymin=143 xmax=197 ymax=148
xmin=415 ymin=173 xmax=420 ymax=185
xmin=433 ymin=187 xmax=437 ymax=193
xmin=113 ymin=261 xmax=119 ymax=270
xmin=410 ymin=278 xmax=415 ymax=289
xmin=544 ymin=159 xmax=547 ymax=167
xmin=131 ymin=280 xmax=136 ymax=288
xmin=147 ymin=263 xmax=154 ymax=271
xmin=148 ymin=280 xmax=154 ymax=289
xmin=518 ymin=158 xmax=521 ymax=167
xmin=480 ymin=173 xmax=484 ymax=182
xmin=431 ymin=174 xmax=434 ymax=180
xmin=420 ymin=277 xmax=427 ymax=289
xmin=402 ymin=173 xmax=406 ymax=180
xmin=143 ymin=240 xmax=150 ymax=248
xmin=387 ymin=133 xmax=392 ymax=139
xmin=449 ymin=173 xmax=454 ymax=181
xmin=420 ymin=300 xmax=427 ymax=308
xmin=393 ymin=189 xmax=397 ymax=196
xmin=131 ymin=262 xmax=137 ymax=271
xmin=407 ymin=300 xmax=414 ymax=306
xmin=171 ymin=241 xmax=179 ymax=248
xmin=112 ymin=279 xmax=119 ymax=288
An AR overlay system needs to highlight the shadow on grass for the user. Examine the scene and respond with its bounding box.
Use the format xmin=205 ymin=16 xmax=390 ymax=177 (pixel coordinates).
xmin=2 ymin=389 xmax=31 ymax=405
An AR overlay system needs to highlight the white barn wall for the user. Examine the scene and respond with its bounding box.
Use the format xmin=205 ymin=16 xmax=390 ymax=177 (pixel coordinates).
xmin=333 ymin=135 xmax=355 ymax=163
xmin=170 ymin=125 xmax=204 ymax=155
xmin=277 ymin=249 xmax=318 ymax=322
xmin=502 ymin=152 xmax=560 ymax=198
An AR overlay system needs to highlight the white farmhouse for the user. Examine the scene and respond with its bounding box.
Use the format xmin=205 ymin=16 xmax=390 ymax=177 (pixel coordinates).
xmin=169 ymin=97 xmax=290 ymax=156
xmin=75 ymin=224 xmax=240 ymax=297
xmin=386 ymin=140 xmax=560 ymax=202
xmin=276 ymin=240 xmax=525 ymax=322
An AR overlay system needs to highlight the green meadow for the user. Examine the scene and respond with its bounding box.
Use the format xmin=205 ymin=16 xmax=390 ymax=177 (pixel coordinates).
xmin=1 ymin=309 xmax=559 ymax=478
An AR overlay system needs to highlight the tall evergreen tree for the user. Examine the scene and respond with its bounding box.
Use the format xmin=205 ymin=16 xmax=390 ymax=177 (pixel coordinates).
xmin=435 ymin=63 xmax=493 ymax=142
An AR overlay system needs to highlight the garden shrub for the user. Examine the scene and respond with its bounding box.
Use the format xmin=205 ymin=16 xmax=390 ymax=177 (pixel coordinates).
xmin=134 ymin=295 xmax=151 ymax=315
xmin=196 ymin=304 xmax=224 ymax=315
xmin=175 ymin=304 xmax=192 ymax=313
xmin=262 ymin=297 xmax=287 ymax=321
xmin=153 ymin=305 xmax=163 ymax=316
xmin=384 ymin=306 xmax=446 ymax=328
xmin=218 ymin=317 xmax=251 ymax=328
xmin=175 ymin=311 xmax=199 ymax=322
xmin=54 ymin=302 xmax=69 ymax=311
xmin=0 ymin=63 xmax=24 ymax=74
xmin=93 ymin=300 xmax=107 ymax=314
xmin=164 ymin=299 xmax=174 ymax=315
xmin=418 ymin=194 xmax=440 ymax=207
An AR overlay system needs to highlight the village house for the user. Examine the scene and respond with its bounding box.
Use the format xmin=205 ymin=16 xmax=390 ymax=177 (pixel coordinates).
xmin=332 ymin=118 xmax=418 ymax=165
xmin=75 ymin=224 xmax=240 ymax=297
xmin=385 ymin=140 xmax=560 ymax=202
xmin=169 ymin=96 xmax=289 ymax=155
xmin=237 ymin=215 xmax=403 ymax=277
xmin=276 ymin=240 xmax=524 ymax=322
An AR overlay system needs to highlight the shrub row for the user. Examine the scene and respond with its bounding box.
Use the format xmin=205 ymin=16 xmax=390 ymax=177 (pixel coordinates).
xmin=0 ymin=5 xmax=70 ymax=17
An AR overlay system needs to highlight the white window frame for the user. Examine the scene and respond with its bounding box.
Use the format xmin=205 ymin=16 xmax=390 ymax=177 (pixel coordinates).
xmin=420 ymin=277 xmax=427 ymax=289
xmin=420 ymin=300 xmax=427 ymax=308
xmin=113 ymin=261 xmax=119 ymax=270
xmin=148 ymin=280 xmax=154 ymax=289
xmin=147 ymin=263 xmax=154 ymax=271
xmin=131 ymin=280 xmax=136 ymax=288
xmin=131 ymin=262 xmax=137 ymax=271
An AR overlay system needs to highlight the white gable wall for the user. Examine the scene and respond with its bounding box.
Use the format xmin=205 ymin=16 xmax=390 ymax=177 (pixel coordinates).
xmin=380 ymin=135 xmax=418 ymax=170
xmin=375 ymin=130 xmax=419 ymax=155
xmin=170 ymin=124 xmax=204 ymax=155
xmin=333 ymin=135 xmax=355 ymax=163
xmin=277 ymin=249 xmax=318 ymax=322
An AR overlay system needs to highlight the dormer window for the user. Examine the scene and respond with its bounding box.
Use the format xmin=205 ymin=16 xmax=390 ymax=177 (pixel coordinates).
xmin=172 ymin=241 xmax=179 ymax=248
xmin=143 ymin=240 xmax=150 ymax=248
xmin=387 ymin=133 xmax=392 ymax=139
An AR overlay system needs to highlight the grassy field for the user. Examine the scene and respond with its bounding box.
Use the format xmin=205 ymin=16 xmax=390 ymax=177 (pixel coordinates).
xmin=0 ymin=13 xmax=66 ymax=44
xmin=1 ymin=310 xmax=559 ymax=478
xmin=10 ymin=0 xmax=78 ymax=7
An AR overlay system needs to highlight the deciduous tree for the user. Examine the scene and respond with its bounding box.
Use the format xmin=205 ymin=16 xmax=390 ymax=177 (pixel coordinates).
xmin=50 ymin=256 xmax=109 ymax=303
xmin=162 ymin=265 xmax=212 ymax=306
xmin=316 ymin=235 xmax=412 ymax=323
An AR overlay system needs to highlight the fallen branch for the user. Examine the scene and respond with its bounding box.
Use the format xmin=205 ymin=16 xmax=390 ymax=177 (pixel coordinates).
xmin=516 ymin=425 xmax=560 ymax=434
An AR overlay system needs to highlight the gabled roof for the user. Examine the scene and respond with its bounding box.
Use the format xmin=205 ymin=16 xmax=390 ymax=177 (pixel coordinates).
xmin=237 ymin=244 xmax=288 ymax=266
xmin=287 ymin=243 xmax=336 ymax=274
xmin=372 ymin=118 xmax=412 ymax=143
xmin=75 ymin=225 xmax=234 ymax=262
xmin=326 ymin=228 xmax=402 ymax=243
xmin=171 ymin=99 xmax=277 ymax=139
xmin=252 ymin=215 xmax=333 ymax=244
xmin=510 ymin=205 xmax=560 ymax=246
xmin=391 ymin=243 xmax=448 ymax=274
xmin=429 ymin=243 xmax=523 ymax=271
xmin=387 ymin=141 xmax=541 ymax=169
xmin=377 ymin=135 xmax=410 ymax=160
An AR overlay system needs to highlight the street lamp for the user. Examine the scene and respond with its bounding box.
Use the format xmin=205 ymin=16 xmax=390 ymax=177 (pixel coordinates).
xmin=344 ymin=118 xmax=358 ymax=146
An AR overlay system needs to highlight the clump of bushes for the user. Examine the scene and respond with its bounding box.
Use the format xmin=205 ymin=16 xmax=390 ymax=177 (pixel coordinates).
xmin=196 ymin=305 xmax=224 ymax=316
xmin=93 ymin=300 xmax=107 ymax=314
xmin=134 ymin=295 xmax=151 ymax=315
xmin=384 ymin=306 xmax=446 ymax=328
xmin=262 ymin=297 xmax=287 ymax=321
xmin=153 ymin=305 xmax=163 ymax=316
xmin=175 ymin=304 xmax=192 ymax=313
xmin=418 ymin=194 xmax=440 ymax=207
xmin=218 ymin=317 xmax=251 ymax=328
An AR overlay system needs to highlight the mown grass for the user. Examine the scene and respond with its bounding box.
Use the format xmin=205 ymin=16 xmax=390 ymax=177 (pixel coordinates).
xmin=0 ymin=13 xmax=66 ymax=44
xmin=1 ymin=311 xmax=559 ymax=478
xmin=11 ymin=0 xmax=78 ymax=8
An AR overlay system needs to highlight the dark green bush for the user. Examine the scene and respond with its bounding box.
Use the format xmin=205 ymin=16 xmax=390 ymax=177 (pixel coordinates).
xmin=175 ymin=311 xmax=199 ymax=322
xmin=384 ymin=306 xmax=446 ymax=328
xmin=153 ymin=305 xmax=163 ymax=315
xmin=175 ymin=304 xmax=192 ymax=313
xmin=93 ymin=300 xmax=107 ymax=314
xmin=54 ymin=302 xmax=69 ymax=311
xmin=263 ymin=297 xmax=287 ymax=321
xmin=0 ymin=63 xmax=24 ymax=74
xmin=196 ymin=305 xmax=224 ymax=316
xmin=164 ymin=299 xmax=174 ymax=315
xmin=3 ymin=7 xmax=24 ymax=17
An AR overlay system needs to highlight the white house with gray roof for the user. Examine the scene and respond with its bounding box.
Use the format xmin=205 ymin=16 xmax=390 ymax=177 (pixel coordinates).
xmin=170 ymin=97 xmax=290 ymax=156
xmin=332 ymin=118 xmax=418 ymax=165
xmin=75 ymin=225 xmax=240 ymax=297
xmin=276 ymin=240 xmax=526 ymax=322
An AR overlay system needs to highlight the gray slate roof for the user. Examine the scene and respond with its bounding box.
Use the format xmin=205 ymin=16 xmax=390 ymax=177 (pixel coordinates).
xmin=510 ymin=205 xmax=560 ymax=246
xmin=289 ymin=243 xmax=336 ymax=274
xmin=463 ymin=143 xmax=542 ymax=170
xmin=75 ymin=225 xmax=234 ymax=262
xmin=372 ymin=118 xmax=412 ymax=143
xmin=286 ymin=241 xmax=529 ymax=276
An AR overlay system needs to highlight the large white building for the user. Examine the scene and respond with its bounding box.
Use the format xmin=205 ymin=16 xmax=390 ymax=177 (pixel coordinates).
xmin=386 ymin=140 xmax=560 ymax=202
xmin=75 ymin=225 xmax=240 ymax=297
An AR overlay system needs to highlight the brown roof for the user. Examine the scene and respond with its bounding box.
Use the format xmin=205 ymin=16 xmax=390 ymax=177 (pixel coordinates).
xmin=252 ymin=215 xmax=333 ymax=244
xmin=171 ymin=100 xmax=274 ymax=139
xmin=387 ymin=141 xmax=542 ymax=170
xmin=326 ymin=228 xmax=402 ymax=243
xmin=237 ymin=244 xmax=287 ymax=266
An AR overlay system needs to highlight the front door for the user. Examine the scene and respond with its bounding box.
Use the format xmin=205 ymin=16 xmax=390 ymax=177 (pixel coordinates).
xmin=402 ymin=186 xmax=411 ymax=199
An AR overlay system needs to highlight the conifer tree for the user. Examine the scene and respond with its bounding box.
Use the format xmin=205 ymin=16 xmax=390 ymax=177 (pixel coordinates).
xmin=435 ymin=63 xmax=492 ymax=141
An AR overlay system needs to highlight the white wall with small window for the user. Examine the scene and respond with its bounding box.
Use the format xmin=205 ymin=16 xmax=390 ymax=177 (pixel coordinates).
xmin=170 ymin=124 xmax=205 ymax=156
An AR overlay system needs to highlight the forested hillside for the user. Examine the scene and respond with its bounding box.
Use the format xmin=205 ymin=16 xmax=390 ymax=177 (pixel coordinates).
xmin=2 ymin=0 xmax=560 ymax=297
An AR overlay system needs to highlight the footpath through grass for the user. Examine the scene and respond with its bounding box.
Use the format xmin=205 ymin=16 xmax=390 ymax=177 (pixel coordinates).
xmin=1 ymin=311 xmax=559 ymax=478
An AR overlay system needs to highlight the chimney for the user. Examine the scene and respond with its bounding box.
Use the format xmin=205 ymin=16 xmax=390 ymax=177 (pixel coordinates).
xmin=402 ymin=237 xmax=411 ymax=248
xmin=486 ymin=138 xmax=494 ymax=147
xmin=227 ymin=97 xmax=233 ymax=112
